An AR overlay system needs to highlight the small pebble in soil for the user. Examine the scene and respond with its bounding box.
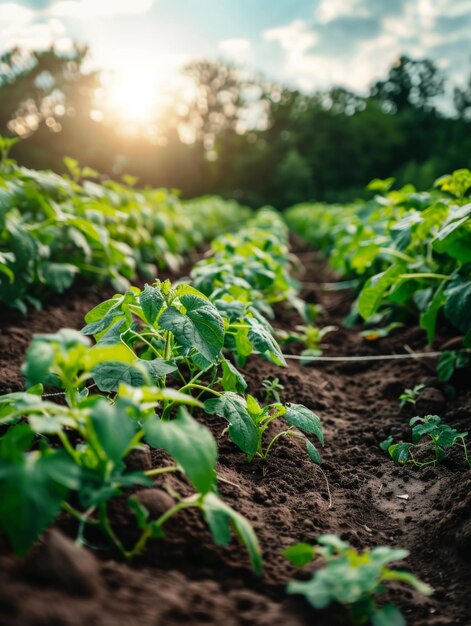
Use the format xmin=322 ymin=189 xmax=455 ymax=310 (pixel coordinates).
xmin=415 ymin=387 xmax=446 ymax=417
xmin=19 ymin=529 xmax=101 ymax=596
xmin=135 ymin=488 xmax=176 ymax=518
xmin=124 ymin=444 xmax=153 ymax=472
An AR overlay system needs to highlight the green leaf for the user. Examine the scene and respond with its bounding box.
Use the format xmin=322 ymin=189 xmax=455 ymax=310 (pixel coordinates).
xmin=371 ymin=604 xmax=406 ymax=626
xmin=85 ymin=343 xmax=136 ymax=368
xmin=202 ymin=492 xmax=262 ymax=575
xmin=139 ymin=284 xmax=164 ymax=325
xmin=22 ymin=341 xmax=55 ymax=388
xmin=358 ymin=265 xmax=402 ymax=320
xmin=284 ymin=404 xmax=324 ymax=444
xmin=246 ymin=394 xmax=262 ymax=417
xmin=382 ymin=568 xmax=433 ymax=595
xmin=220 ymin=357 xmax=247 ymax=393
xmin=82 ymin=298 xmax=124 ymax=336
xmin=283 ymin=543 xmax=315 ymax=567
xmin=204 ymin=392 xmax=258 ymax=456
xmin=436 ymin=350 xmax=470 ymax=381
xmin=0 ymin=441 xmax=79 ymax=556
xmin=437 ymin=351 xmax=456 ymax=381
xmin=41 ymin=262 xmax=78 ymax=293
xmin=379 ymin=435 xmax=394 ymax=452
xmin=89 ymin=399 xmax=137 ymax=463
xmin=144 ymin=407 xmax=217 ymax=494
xmin=306 ymin=439 xmax=322 ymax=465
xmin=92 ymin=359 xmax=177 ymax=392
xmin=444 ymin=281 xmax=471 ymax=335
xmin=287 ymin=576 xmax=331 ymax=609
xmin=388 ymin=443 xmax=411 ymax=464
xmin=246 ymin=316 xmax=286 ymax=366
xmin=160 ymin=295 xmax=224 ymax=363
xmin=420 ymin=286 xmax=446 ymax=344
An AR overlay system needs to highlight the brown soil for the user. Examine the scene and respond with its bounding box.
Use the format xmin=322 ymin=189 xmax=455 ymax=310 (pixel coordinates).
xmin=0 ymin=245 xmax=470 ymax=626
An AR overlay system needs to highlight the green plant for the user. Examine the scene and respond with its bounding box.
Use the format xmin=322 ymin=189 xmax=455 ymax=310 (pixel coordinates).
xmin=0 ymin=380 xmax=262 ymax=572
xmin=261 ymin=377 xmax=284 ymax=403
xmin=398 ymin=384 xmax=426 ymax=409
xmin=76 ymin=279 xmax=286 ymax=407
xmin=387 ymin=415 xmax=470 ymax=468
xmin=360 ymin=322 xmax=403 ymax=341
xmin=284 ymin=534 xmax=433 ymax=625
xmin=436 ymin=349 xmax=470 ymax=382
xmin=277 ymin=324 xmax=337 ymax=360
xmin=0 ymin=139 xmax=251 ymax=312
xmin=191 ymin=208 xmax=303 ymax=320
xmin=204 ymin=392 xmax=323 ymax=463
xmin=285 ymin=170 xmax=471 ymax=349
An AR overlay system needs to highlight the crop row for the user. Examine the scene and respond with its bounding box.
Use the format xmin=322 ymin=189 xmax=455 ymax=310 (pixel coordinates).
xmin=1 ymin=208 xmax=433 ymax=625
xmin=285 ymin=168 xmax=471 ymax=379
xmin=0 ymin=137 xmax=250 ymax=312
xmin=0 ymin=207 xmax=322 ymax=567
xmin=0 ymin=158 xmax=440 ymax=623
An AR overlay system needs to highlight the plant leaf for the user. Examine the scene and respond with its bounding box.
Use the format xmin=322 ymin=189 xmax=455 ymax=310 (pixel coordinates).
xmin=144 ymin=407 xmax=217 ymax=494
xmin=202 ymin=492 xmax=262 ymax=575
xmin=283 ymin=543 xmax=315 ymax=567
xmin=284 ymin=404 xmax=324 ymax=444
xmin=204 ymin=392 xmax=258 ymax=456
xmin=160 ymin=295 xmax=224 ymax=363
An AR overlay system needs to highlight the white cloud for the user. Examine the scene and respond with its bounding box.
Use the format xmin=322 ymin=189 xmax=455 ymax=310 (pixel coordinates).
xmin=0 ymin=3 xmax=34 ymax=23
xmin=51 ymin=0 xmax=154 ymax=18
xmin=316 ymin=0 xmax=370 ymax=24
xmin=3 ymin=17 xmax=69 ymax=51
xmin=262 ymin=0 xmax=471 ymax=93
xmin=264 ymin=20 xmax=318 ymax=88
xmin=0 ymin=3 xmax=70 ymax=52
xmin=218 ymin=37 xmax=252 ymax=61
xmin=264 ymin=19 xmax=318 ymax=52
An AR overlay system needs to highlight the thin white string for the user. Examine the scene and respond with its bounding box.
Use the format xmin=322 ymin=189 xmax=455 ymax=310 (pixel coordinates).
xmin=37 ymin=350 xmax=468 ymax=398
xmin=275 ymin=351 xmax=450 ymax=362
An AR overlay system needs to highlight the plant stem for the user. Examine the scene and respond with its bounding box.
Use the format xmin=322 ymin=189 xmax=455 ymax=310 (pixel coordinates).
xmin=145 ymin=465 xmax=179 ymax=477
xmin=63 ymin=502 xmax=99 ymax=525
xmin=98 ymin=503 xmax=129 ymax=559
xmin=263 ymin=427 xmax=296 ymax=458
xmin=178 ymin=383 xmax=222 ymax=397
xmin=154 ymin=496 xmax=199 ymax=528
xmin=378 ymin=247 xmax=415 ymax=263
xmin=58 ymin=430 xmax=79 ymax=462
xmin=399 ymin=272 xmax=451 ymax=281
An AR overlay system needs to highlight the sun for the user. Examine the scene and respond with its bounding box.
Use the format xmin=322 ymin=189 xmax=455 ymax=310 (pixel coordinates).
xmin=106 ymin=70 xmax=159 ymax=124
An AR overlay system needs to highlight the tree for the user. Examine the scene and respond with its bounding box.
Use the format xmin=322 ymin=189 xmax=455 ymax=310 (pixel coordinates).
xmin=0 ymin=45 xmax=99 ymax=137
xmin=370 ymin=55 xmax=445 ymax=113
xmin=173 ymin=59 xmax=271 ymax=152
xmin=454 ymin=74 xmax=471 ymax=121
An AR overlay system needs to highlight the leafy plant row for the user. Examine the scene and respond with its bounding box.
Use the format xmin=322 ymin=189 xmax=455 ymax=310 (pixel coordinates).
xmin=285 ymin=169 xmax=471 ymax=353
xmin=0 ymin=137 xmax=251 ymax=312
xmin=0 ymin=207 xmax=323 ymax=574
xmin=0 ymin=181 xmax=434 ymax=622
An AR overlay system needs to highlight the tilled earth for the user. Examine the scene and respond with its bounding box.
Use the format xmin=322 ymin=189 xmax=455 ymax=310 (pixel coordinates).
xmin=0 ymin=246 xmax=470 ymax=626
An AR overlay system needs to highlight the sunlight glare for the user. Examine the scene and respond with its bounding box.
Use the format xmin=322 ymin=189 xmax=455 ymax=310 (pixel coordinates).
xmin=108 ymin=70 xmax=158 ymax=124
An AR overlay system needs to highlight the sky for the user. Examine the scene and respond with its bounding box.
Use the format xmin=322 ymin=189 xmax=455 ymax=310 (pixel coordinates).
xmin=1 ymin=0 xmax=470 ymax=97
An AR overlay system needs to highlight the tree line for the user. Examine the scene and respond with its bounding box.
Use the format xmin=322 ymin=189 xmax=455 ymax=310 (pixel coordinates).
xmin=1 ymin=45 xmax=470 ymax=208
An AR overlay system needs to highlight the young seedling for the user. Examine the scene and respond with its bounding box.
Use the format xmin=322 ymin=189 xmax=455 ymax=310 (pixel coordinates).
xmin=284 ymin=534 xmax=433 ymax=625
xmin=277 ymin=324 xmax=336 ymax=360
xmin=360 ymin=321 xmax=403 ymax=341
xmin=399 ymin=384 xmax=426 ymax=409
xmin=387 ymin=415 xmax=470 ymax=468
xmin=261 ymin=377 xmax=284 ymax=403
xmin=204 ymin=392 xmax=323 ymax=463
